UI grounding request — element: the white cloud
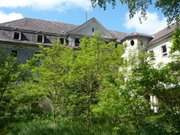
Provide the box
[0,0,92,11]
[0,11,23,23]
[124,12,167,34]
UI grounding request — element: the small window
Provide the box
[150,95,159,113]
[140,40,143,46]
[161,45,167,56]
[92,27,95,33]
[75,38,80,47]
[13,32,21,40]
[130,40,134,46]
[37,35,44,43]
[60,38,64,44]
[11,50,17,57]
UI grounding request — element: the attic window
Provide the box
[13,32,21,40]
[130,40,134,46]
[75,38,80,47]
[60,38,64,44]
[37,35,44,43]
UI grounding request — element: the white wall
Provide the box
[122,38,139,60]
[147,39,172,66]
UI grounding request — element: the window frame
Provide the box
[37,34,45,43]
[75,38,80,47]
[161,45,168,56]
[13,31,22,40]
[59,38,64,45]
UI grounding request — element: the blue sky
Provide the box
[0,0,167,34]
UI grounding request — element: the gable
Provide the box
[68,18,114,39]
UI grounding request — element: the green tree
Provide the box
[91,0,180,23]
[92,30,180,135]
[0,51,22,130]
[6,35,124,135]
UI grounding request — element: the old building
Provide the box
[0,17,178,64]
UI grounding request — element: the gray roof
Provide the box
[149,23,179,45]
[0,18,77,35]
[0,17,128,40]
[110,31,128,41]
[120,32,153,42]
[0,17,177,44]
[68,18,120,39]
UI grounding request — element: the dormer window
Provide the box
[75,38,80,47]
[60,38,64,44]
[13,32,21,40]
[161,45,167,56]
[37,34,44,43]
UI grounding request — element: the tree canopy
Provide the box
[0,31,180,135]
[91,0,180,24]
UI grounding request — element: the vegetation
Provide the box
[91,0,180,24]
[0,30,179,134]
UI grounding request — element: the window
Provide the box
[13,32,21,40]
[11,50,17,57]
[75,38,80,47]
[140,40,143,47]
[92,27,95,33]
[60,38,64,44]
[161,45,167,56]
[130,40,134,46]
[150,95,159,113]
[37,35,44,43]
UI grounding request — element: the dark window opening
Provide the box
[60,38,64,44]
[92,27,95,33]
[37,35,44,43]
[11,50,17,57]
[13,32,21,40]
[75,38,80,47]
[161,45,167,56]
[130,40,134,46]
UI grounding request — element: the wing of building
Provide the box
[0,17,178,64]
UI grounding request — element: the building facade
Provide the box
[0,17,178,64]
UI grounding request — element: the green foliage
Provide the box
[91,0,180,24]
[0,33,180,135]
[171,28,180,52]
[0,50,21,128]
